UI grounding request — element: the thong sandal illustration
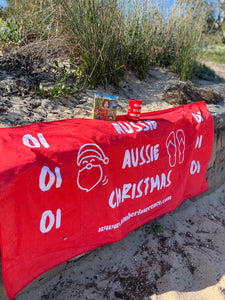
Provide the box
[176,129,185,164]
[166,131,177,167]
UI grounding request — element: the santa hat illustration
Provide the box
[77,143,109,166]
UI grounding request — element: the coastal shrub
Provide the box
[56,0,208,84]
[2,0,210,86]
[0,17,22,45]
[154,0,208,80]
[34,60,83,98]
[200,44,225,64]
[55,0,127,86]
[121,0,158,79]
[4,0,61,44]
[196,63,225,82]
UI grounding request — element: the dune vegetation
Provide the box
[0,0,222,96]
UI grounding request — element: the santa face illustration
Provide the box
[77,144,109,192]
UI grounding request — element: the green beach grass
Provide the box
[0,0,213,89]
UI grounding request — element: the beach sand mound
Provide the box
[163,80,224,105]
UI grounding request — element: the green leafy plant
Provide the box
[0,17,22,45]
[150,223,167,235]
[34,60,84,98]
[35,82,76,98]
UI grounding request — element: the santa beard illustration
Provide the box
[77,143,109,192]
[77,163,103,192]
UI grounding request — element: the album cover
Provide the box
[93,94,118,121]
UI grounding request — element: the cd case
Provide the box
[93,94,118,121]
